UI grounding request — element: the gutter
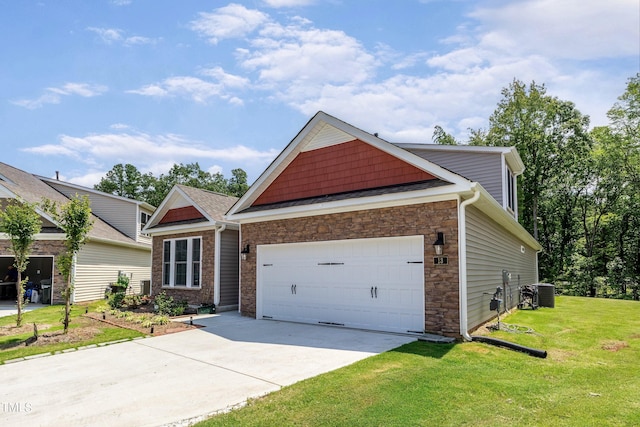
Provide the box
[458,183,481,341]
[214,224,226,307]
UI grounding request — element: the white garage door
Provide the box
[257,236,425,334]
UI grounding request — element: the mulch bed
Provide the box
[0,311,201,351]
[84,311,203,336]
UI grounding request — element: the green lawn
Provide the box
[0,302,143,363]
[197,296,640,426]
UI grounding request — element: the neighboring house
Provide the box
[142,185,239,311]
[0,163,154,304]
[226,112,542,339]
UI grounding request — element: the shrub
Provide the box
[122,294,142,309]
[153,291,187,316]
[151,315,169,325]
[108,291,126,310]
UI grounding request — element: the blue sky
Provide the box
[1,0,638,190]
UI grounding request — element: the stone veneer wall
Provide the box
[0,239,67,304]
[240,200,461,337]
[151,229,216,306]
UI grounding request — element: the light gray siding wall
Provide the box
[466,206,538,331]
[219,229,239,308]
[46,182,140,241]
[74,241,152,302]
[408,149,504,205]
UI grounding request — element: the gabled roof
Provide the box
[38,175,156,211]
[143,184,239,235]
[0,162,146,248]
[226,111,473,220]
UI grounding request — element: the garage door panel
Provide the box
[258,236,424,333]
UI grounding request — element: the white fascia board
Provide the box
[505,147,525,175]
[229,183,469,223]
[143,185,214,232]
[143,185,181,231]
[145,220,239,237]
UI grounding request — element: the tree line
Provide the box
[434,74,640,299]
[94,163,249,207]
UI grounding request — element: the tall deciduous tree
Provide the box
[432,125,458,145]
[227,168,249,197]
[598,74,640,298]
[0,200,41,327]
[470,80,592,281]
[95,162,251,206]
[43,196,93,333]
[94,163,143,199]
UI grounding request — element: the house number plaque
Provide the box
[433,256,448,265]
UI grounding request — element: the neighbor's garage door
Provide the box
[257,236,425,334]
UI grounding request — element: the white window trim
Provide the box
[505,165,517,218]
[162,236,202,288]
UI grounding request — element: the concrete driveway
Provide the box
[0,312,416,427]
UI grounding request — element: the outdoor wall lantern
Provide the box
[433,232,445,255]
[241,244,250,261]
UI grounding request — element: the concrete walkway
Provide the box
[0,301,46,318]
[0,312,416,427]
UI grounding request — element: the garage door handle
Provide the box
[371,287,374,298]
[291,284,297,295]
[375,287,378,298]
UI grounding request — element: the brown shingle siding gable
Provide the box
[159,206,205,224]
[253,140,435,206]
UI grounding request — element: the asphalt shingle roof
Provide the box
[0,162,141,246]
[175,184,238,221]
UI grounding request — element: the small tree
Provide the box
[43,195,93,333]
[0,200,42,326]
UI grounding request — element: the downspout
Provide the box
[214,224,226,307]
[459,183,480,341]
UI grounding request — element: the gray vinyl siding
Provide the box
[46,181,144,242]
[466,206,538,331]
[219,229,239,308]
[74,241,152,302]
[406,149,504,205]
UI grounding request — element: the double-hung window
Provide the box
[162,237,202,288]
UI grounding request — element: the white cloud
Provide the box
[208,165,224,175]
[110,0,132,5]
[470,0,639,60]
[235,17,376,106]
[110,123,130,130]
[51,82,108,97]
[127,68,249,104]
[240,0,637,138]
[190,4,268,45]
[23,130,279,166]
[262,0,315,7]
[87,27,123,44]
[86,27,159,46]
[11,83,108,109]
[23,130,280,186]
